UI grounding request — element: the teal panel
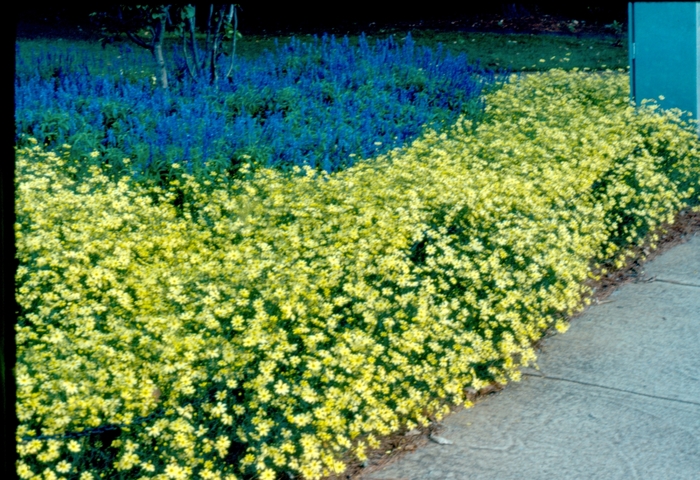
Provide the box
[629,1,699,133]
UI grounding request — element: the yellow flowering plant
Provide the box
[15,69,700,479]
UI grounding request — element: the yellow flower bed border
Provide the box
[15,68,700,480]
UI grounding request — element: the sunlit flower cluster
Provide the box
[16,69,700,479]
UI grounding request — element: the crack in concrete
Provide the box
[653,277,700,288]
[522,372,700,407]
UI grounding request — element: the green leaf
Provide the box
[183,5,195,19]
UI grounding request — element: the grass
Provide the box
[17,25,628,77]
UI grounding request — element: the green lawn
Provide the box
[16,25,629,79]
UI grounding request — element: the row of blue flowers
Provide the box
[15,33,510,183]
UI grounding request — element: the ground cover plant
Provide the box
[15,32,508,190]
[15,65,700,479]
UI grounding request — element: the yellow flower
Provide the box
[274,380,290,396]
[16,462,33,479]
[215,435,231,458]
[55,460,72,473]
[259,469,276,480]
[67,440,81,453]
[164,463,188,480]
[555,320,570,334]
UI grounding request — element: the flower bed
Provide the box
[15,33,506,186]
[15,69,700,480]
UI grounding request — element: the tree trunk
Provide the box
[154,43,168,90]
[187,8,201,76]
[152,7,169,89]
[209,5,227,86]
[225,5,237,81]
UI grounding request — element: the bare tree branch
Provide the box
[91,4,242,89]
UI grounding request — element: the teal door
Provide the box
[629,1,700,134]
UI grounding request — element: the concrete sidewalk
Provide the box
[364,232,700,480]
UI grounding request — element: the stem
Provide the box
[125,30,153,51]
[152,8,169,89]
[182,28,198,81]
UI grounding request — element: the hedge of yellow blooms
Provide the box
[16,69,700,480]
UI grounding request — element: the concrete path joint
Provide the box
[521,372,700,407]
[653,277,700,288]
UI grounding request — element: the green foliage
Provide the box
[605,20,624,37]
[605,20,625,47]
[33,112,72,147]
